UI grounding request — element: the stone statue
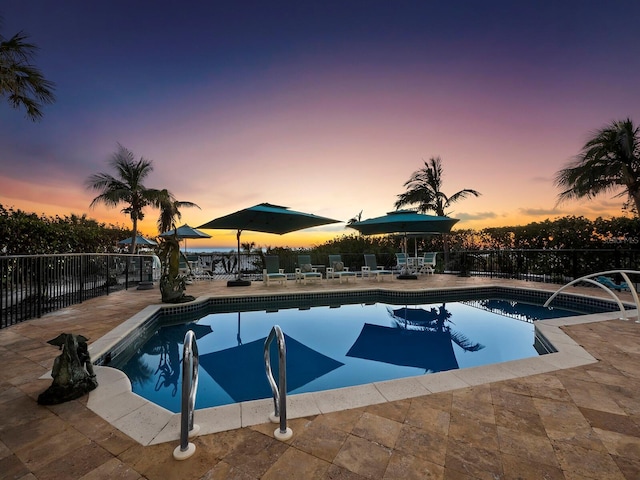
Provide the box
[156,235,195,303]
[37,333,98,405]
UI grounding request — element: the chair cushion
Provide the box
[301,263,312,272]
[333,261,344,272]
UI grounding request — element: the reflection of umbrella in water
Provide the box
[198,203,341,286]
[346,323,460,372]
[348,210,458,279]
[199,333,344,403]
[159,224,211,254]
[347,304,484,373]
[389,305,485,352]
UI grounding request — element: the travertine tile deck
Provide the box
[1,275,639,479]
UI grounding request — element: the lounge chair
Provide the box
[596,276,630,292]
[327,254,357,283]
[263,255,287,286]
[295,255,323,285]
[362,254,393,281]
[419,252,437,275]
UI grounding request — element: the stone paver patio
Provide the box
[1,275,640,479]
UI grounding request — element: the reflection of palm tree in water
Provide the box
[390,303,484,352]
[154,340,180,396]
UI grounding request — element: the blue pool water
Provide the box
[116,298,586,412]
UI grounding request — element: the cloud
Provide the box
[455,212,499,221]
[519,207,561,216]
[530,176,552,184]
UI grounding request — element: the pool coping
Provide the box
[82,288,635,446]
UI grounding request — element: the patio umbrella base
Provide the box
[397,274,418,280]
[227,279,251,287]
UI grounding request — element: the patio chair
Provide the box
[263,255,287,286]
[362,254,393,281]
[419,252,437,275]
[327,254,357,283]
[395,253,408,273]
[596,276,630,292]
[295,255,323,285]
[192,258,213,280]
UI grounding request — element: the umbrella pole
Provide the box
[398,233,418,280]
[227,230,251,287]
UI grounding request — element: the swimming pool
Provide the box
[109,288,614,413]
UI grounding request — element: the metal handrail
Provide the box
[173,330,200,460]
[544,270,640,322]
[264,325,293,441]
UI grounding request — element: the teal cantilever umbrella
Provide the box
[348,210,458,235]
[198,203,341,286]
[348,210,458,279]
[118,235,158,247]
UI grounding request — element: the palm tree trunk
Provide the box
[129,217,138,254]
[442,234,451,271]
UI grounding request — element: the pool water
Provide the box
[117,299,582,413]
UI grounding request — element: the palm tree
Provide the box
[86,144,164,253]
[395,157,481,216]
[155,189,200,234]
[555,118,640,214]
[0,26,55,121]
[395,157,481,267]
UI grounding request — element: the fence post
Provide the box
[36,257,43,318]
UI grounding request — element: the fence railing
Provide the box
[0,253,156,328]
[443,249,640,283]
[3,249,638,329]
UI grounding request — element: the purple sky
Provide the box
[2,1,639,248]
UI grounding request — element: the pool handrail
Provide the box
[173,330,200,460]
[264,325,293,441]
[544,270,640,321]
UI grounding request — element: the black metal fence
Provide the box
[443,249,640,283]
[188,248,640,283]
[0,254,156,328]
[2,249,638,329]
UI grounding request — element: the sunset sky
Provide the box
[2,1,639,249]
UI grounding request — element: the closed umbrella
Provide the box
[198,203,341,286]
[349,210,458,279]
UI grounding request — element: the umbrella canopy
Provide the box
[118,235,158,246]
[159,224,211,240]
[198,203,341,285]
[199,333,344,403]
[348,210,459,235]
[349,210,458,278]
[159,224,211,254]
[346,323,459,372]
[198,203,340,234]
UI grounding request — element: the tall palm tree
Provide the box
[555,118,640,214]
[155,189,200,234]
[395,157,481,267]
[0,26,55,121]
[395,157,481,216]
[86,144,164,253]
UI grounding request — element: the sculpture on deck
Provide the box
[37,333,98,405]
[156,234,195,303]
